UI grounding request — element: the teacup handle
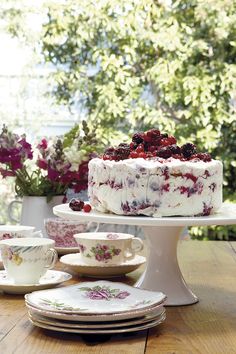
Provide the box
[124,238,144,260]
[131,238,144,252]
[7,200,22,223]
[32,231,43,238]
[87,221,100,232]
[45,248,58,269]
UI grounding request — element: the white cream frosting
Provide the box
[88,157,223,217]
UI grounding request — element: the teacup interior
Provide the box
[74,232,134,241]
[0,237,55,247]
[0,225,35,232]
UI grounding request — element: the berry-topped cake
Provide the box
[88,129,223,217]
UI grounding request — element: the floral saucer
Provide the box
[0,270,72,294]
[59,253,146,277]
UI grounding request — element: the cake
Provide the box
[88,129,223,217]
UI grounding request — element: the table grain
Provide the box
[0,240,236,354]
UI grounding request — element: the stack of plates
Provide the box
[25,280,167,334]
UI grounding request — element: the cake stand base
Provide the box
[136,226,198,306]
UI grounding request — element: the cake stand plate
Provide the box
[53,203,236,306]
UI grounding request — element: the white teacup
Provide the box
[74,232,144,266]
[0,225,42,241]
[0,238,57,284]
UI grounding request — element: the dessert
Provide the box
[88,129,223,217]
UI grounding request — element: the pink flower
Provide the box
[37,158,48,170]
[37,138,48,150]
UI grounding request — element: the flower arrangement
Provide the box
[0,121,99,200]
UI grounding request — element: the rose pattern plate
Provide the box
[25,280,166,315]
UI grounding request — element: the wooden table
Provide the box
[0,240,236,354]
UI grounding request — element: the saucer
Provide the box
[60,253,146,278]
[55,246,80,256]
[0,270,72,294]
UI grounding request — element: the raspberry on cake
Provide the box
[88,129,223,217]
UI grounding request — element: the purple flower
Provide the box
[78,244,86,253]
[116,291,130,299]
[106,233,119,240]
[104,252,112,260]
[87,290,110,300]
[95,254,103,261]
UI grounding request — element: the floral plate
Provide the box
[0,270,72,294]
[25,300,165,322]
[28,312,166,334]
[25,280,166,315]
[60,253,146,277]
[28,306,165,329]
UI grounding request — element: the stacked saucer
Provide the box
[25,280,167,334]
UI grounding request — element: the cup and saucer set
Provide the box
[45,218,147,278]
[0,225,72,294]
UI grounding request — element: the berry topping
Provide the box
[194,153,212,162]
[69,198,84,211]
[181,143,197,158]
[83,203,92,213]
[160,136,177,146]
[101,128,212,162]
[146,129,161,138]
[115,145,130,160]
[157,147,172,159]
[132,132,145,144]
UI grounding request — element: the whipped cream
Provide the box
[88,157,223,217]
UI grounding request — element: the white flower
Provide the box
[64,147,88,171]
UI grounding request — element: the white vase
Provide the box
[8,195,64,237]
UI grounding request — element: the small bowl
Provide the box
[44,218,98,248]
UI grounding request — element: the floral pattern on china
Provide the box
[78,243,121,262]
[25,280,167,314]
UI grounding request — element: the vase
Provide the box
[8,195,64,237]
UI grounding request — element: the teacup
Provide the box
[0,225,42,241]
[73,232,144,266]
[44,218,99,248]
[0,238,57,284]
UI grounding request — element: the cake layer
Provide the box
[88,157,223,217]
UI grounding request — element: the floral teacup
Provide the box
[73,232,144,266]
[44,218,98,248]
[0,238,57,284]
[0,225,42,241]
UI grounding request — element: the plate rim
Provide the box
[28,311,166,334]
[53,202,236,227]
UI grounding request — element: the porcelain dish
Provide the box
[25,280,166,315]
[25,300,165,322]
[0,270,72,294]
[29,311,166,334]
[28,307,165,329]
[60,253,146,277]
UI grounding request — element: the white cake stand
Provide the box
[53,203,236,306]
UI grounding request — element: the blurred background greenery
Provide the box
[0,0,236,239]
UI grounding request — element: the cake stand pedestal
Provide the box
[53,203,236,306]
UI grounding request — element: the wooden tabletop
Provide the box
[0,240,236,354]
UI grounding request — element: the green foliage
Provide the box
[2,0,236,238]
